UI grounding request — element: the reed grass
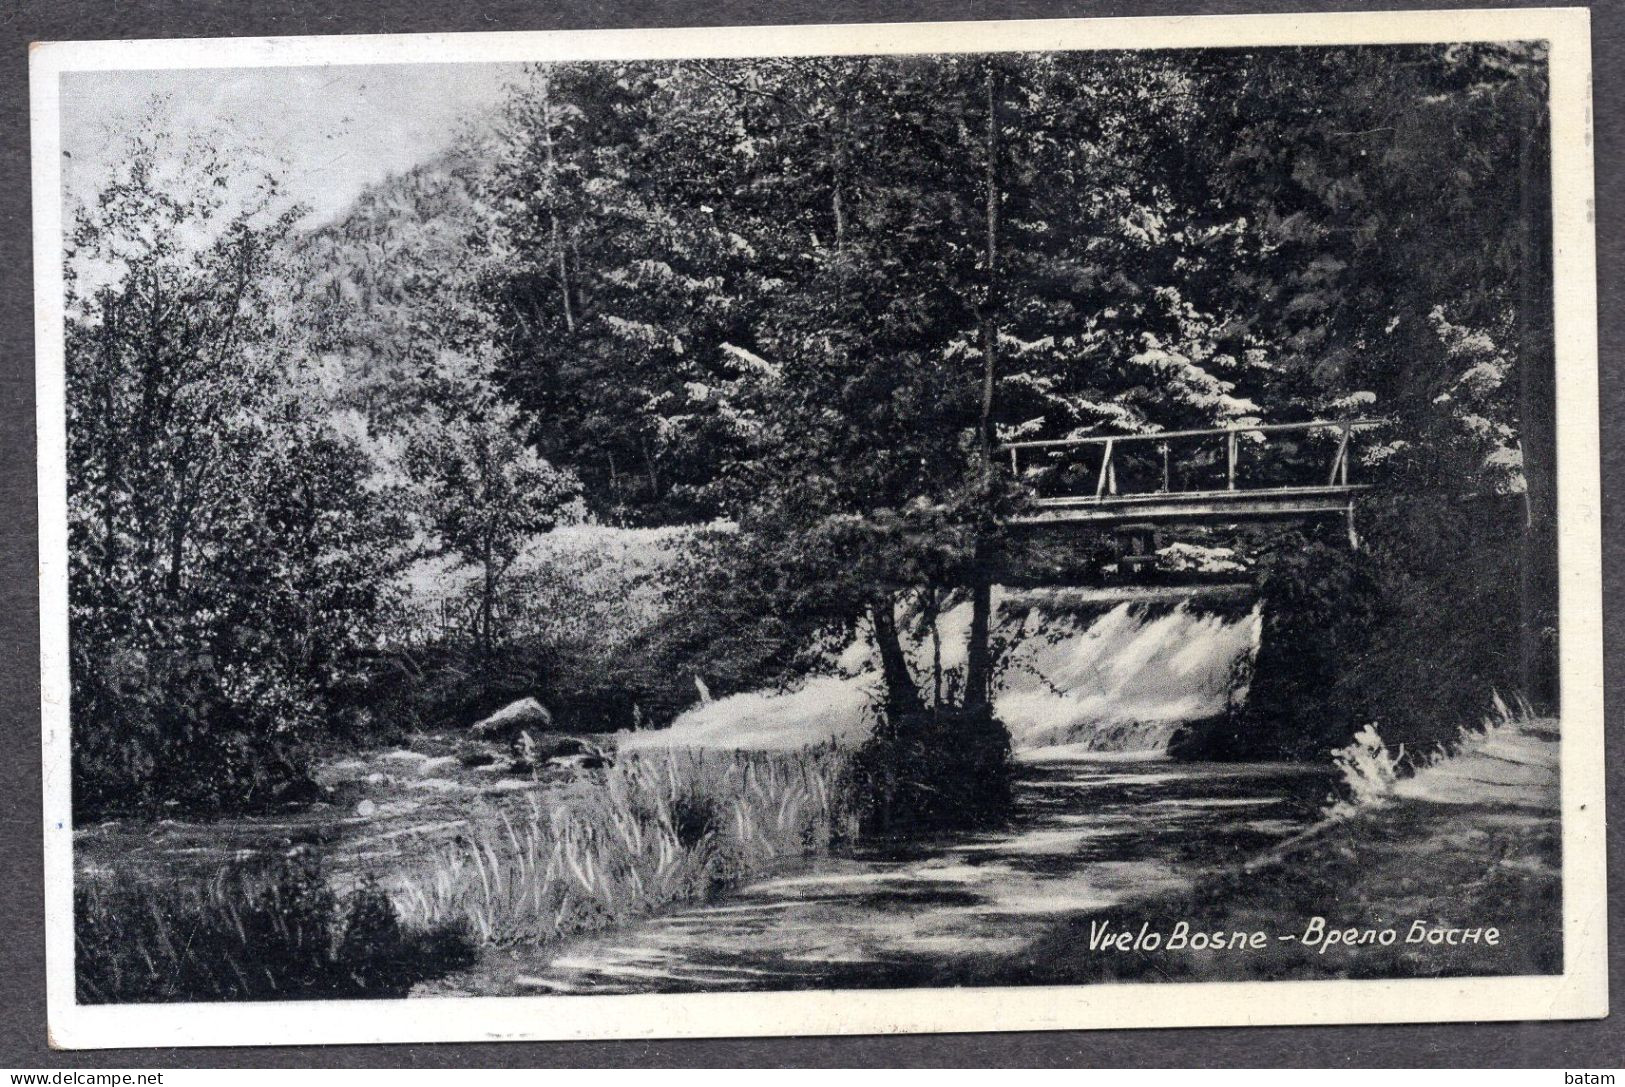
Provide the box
[75,853,472,1003]
[390,744,856,945]
[1325,691,1545,818]
[77,745,856,1001]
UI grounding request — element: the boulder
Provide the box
[471,697,553,739]
[535,735,595,760]
[548,750,612,772]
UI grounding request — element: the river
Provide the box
[420,749,1331,996]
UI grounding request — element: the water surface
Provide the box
[427,751,1331,995]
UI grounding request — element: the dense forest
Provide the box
[64,44,1555,820]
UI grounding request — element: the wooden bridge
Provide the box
[1002,419,1382,547]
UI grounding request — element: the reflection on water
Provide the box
[428,754,1331,996]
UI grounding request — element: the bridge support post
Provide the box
[1347,504,1361,550]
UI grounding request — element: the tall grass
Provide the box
[75,853,472,1003]
[1324,692,1545,818]
[78,745,856,1002]
[391,745,856,945]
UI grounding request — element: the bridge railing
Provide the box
[1003,419,1385,504]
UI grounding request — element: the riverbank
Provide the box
[71,576,1559,1002]
[980,718,1561,985]
[412,718,1560,996]
[72,736,857,1002]
[71,581,1267,1002]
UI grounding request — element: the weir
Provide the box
[620,587,1261,756]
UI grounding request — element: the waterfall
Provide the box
[995,597,1260,754]
[620,586,1260,757]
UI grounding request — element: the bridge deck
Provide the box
[1007,484,1369,528]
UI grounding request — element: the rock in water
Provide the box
[472,697,554,739]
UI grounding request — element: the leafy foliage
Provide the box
[65,129,410,816]
[402,382,579,657]
[64,43,1558,817]
[76,853,472,1003]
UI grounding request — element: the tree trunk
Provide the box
[641,439,660,499]
[965,60,1002,711]
[555,236,574,333]
[928,589,943,710]
[976,65,1001,463]
[1516,85,1558,712]
[99,305,122,593]
[870,596,921,721]
[965,575,992,708]
[480,535,496,659]
[541,73,575,334]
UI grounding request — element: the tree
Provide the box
[720,53,1277,712]
[1162,43,1557,755]
[65,125,408,814]
[281,46,1553,773]
[483,64,763,524]
[402,374,580,658]
[473,52,1288,717]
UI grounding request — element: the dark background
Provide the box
[0,0,1617,1069]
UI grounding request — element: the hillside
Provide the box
[293,147,495,423]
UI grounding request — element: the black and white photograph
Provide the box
[30,9,1604,1048]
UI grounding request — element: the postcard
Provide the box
[31,7,1604,1048]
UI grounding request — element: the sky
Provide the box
[60,62,524,224]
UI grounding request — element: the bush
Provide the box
[842,704,1013,836]
[1192,489,1537,763]
[70,634,325,820]
[1223,528,1383,759]
[75,853,473,1003]
[365,640,547,734]
[383,525,802,737]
